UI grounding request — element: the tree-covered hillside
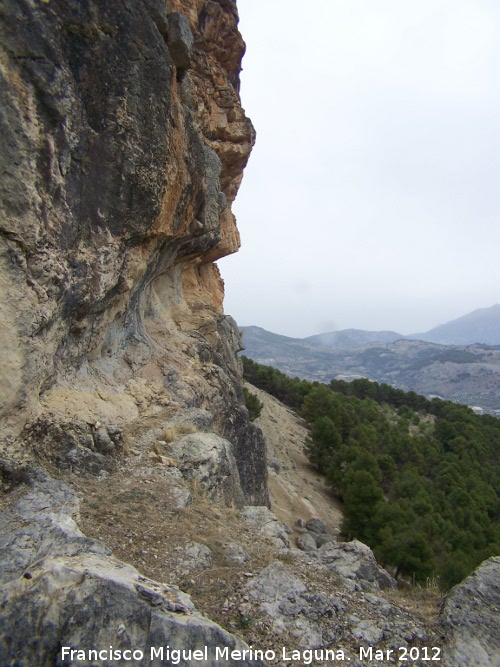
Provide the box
[242,357,500,588]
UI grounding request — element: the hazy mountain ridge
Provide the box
[287,304,500,349]
[240,323,500,412]
[411,304,500,346]
[305,329,403,348]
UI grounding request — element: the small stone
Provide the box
[268,458,281,474]
[297,533,317,552]
[305,518,331,535]
[224,542,250,565]
[314,533,337,548]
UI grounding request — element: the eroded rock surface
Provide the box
[0,469,266,667]
[241,506,290,548]
[439,557,500,667]
[316,540,396,593]
[0,0,266,507]
[170,432,244,506]
[233,552,433,665]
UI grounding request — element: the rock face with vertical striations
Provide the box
[0,0,267,506]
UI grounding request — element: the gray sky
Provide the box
[218,0,500,338]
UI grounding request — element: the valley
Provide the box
[241,327,500,413]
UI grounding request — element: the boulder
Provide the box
[317,540,396,592]
[170,432,244,506]
[268,458,281,474]
[167,12,194,71]
[224,542,250,565]
[439,556,500,667]
[26,418,116,476]
[305,518,332,535]
[246,561,342,649]
[174,541,212,575]
[296,533,318,552]
[314,533,337,548]
[241,506,289,548]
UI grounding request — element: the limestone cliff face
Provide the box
[0,0,265,504]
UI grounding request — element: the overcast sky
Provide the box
[218,0,500,338]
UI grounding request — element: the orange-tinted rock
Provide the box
[0,0,265,505]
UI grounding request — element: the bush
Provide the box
[243,388,264,421]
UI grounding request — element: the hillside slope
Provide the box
[246,382,343,532]
[305,329,403,348]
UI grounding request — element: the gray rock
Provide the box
[170,432,244,506]
[296,533,317,552]
[174,541,212,574]
[0,468,110,585]
[439,556,500,667]
[167,12,194,70]
[218,191,227,213]
[168,408,214,431]
[241,506,289,548]
[305,517,331,534]
[351,619,384,644]
[219,401,270,509]
[161,467,192,509]
[26,418,115,476]
[268,458,281,474]
[246,561,341,649]
[94,427,114,453]
[0,468,266,667]
[317,540,396,592]
[224,542,250,565]
[64,446,112,477]
[314,532,337,548]
[247,561,307,603]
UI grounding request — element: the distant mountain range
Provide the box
[305,329,402,348]
[410,304,500,346]
[239,305,500,412]
[302,304,500,349]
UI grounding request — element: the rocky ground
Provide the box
[1,386,457,666]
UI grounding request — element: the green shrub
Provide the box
[243,387,263,421]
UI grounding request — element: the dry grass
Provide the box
[385,578,444,624]
[163,423,197,442]
[77,469,279,637]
